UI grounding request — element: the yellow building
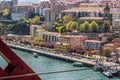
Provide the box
[54,42,71,53]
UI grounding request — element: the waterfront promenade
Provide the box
[7,43,120,70]
[7,43,95,65]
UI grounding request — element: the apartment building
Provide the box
[0,1,12,9]
[112,12,120,37]
[61,6,104,18]
[11,5,34,20]
[83,40,104,50]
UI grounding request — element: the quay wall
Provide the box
[8,44,94,67]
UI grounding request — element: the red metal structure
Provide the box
[0,39,41,80]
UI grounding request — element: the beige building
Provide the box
[112,12,120,28]
[42,32,59,43]
[44,8,55,30]
[35,29,45,38]
[0,1,12,10]
[112,38,120,49]
[11,5,34,20]
[112,12,120,37]
[61,35,88,48]
[116,47,120,55]
[30,25,43,37]
[104,43,114,51]
[12,5,34,13]
[61,6,103,18]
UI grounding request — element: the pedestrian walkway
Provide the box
[7,43,120,71]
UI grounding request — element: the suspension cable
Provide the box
[0,68,93,79]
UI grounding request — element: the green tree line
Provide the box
[54,14,99,34]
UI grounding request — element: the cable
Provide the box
[0,68,92,79]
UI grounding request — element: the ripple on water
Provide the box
[1,48,119,80]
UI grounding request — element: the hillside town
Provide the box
[0,0,120,79]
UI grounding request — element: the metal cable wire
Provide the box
[0,68,93,79]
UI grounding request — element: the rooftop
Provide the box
[56,42,69,46]
[13,4,33,7]
[79,17,103,20]
[116,47,120,50]
[61,7,103,13]
[114,19,120,21]
[62,35,87,38]
[43,32,60,36]
[112,38,120,42]
[80,3,99,7]
[84,40,102,43]
[104,43,114,47]
[31,25,42,28]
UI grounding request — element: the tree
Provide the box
[66,21,72,31]
[83,21,89,33]
[103,48,112,58]
[56,25,64,34]
[31,16,40,24]
[90,21,98,32]
[57,19,63,23]
[11,18,30,35]
[20,17,26,21]
[109,26,112,32]
[79,24,85,32]
[34,37,44,42]
[2,9,11,19]
[66,21,78,32]
[63,14,72,23]
[70,21,78,32]
[107,36,114,42]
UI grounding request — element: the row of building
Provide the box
[6,2,118,34]
[0,0,119,33]
[0,0,18,10]
[29,25,108,51]
[30,24,120,54]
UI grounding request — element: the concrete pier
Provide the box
[7,43,120,71]
[8,43,95,66]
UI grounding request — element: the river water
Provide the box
[0,48,120,80]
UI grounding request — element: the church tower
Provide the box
[103,3,111,32]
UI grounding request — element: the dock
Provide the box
[7,43,120,73]
[7,43,95,66]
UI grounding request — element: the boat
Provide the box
[73,62,84,67]
[106,66,118,76]
[103,70,113,78]
[33,52,38,58]
[0,39,41,80]
[94,62,105,72]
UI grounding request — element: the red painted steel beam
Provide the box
[0,39,41,80]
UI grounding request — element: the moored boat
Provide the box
[73,62,84,67]
[33,52,38,58]
[94,62,105,72]
[103,70,113,78]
